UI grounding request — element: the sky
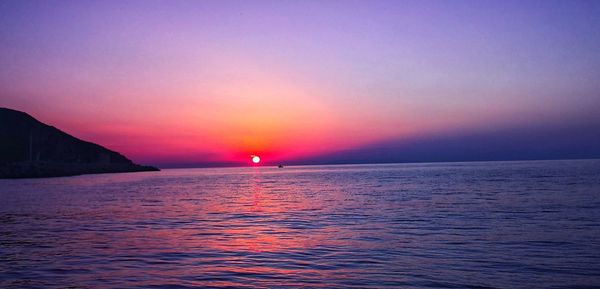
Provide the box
[1,0,599,167]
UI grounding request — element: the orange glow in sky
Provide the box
[1,1,598,167]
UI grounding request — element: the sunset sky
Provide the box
[1,0,599,166]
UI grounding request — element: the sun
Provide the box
[251,155,261,164]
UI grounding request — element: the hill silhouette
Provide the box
[0,107,158,178]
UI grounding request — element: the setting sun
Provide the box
[1,1,598,288]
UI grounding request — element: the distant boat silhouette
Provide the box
[278,164,284,168]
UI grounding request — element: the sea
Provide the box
[1,159,599,289]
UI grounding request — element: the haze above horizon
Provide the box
[1,0,599,166]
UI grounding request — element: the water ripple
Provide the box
[1,160,600,288]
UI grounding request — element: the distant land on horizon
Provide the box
[155,121,600,168]
[0,107,158,178]
[284,123,600,167]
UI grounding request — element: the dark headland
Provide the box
[0,107,159,178]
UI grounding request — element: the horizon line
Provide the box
[150,157,600,170]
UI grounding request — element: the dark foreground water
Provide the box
[1,160,600,288]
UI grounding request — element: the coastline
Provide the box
[0,161,159,179]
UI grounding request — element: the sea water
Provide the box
[1,160,600,288]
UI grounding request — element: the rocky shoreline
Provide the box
[0,161,159,179]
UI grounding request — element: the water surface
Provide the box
[1,160,600,288]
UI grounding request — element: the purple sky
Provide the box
[1,0,599,166]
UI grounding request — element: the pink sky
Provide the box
[1,1,599,166]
